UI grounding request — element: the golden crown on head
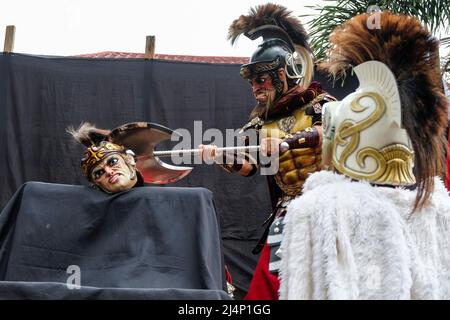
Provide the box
[81,141,125,180]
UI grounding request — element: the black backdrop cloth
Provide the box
[0,53,358,298]
[0,181,229,299]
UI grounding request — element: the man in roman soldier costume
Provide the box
[199,3,334,299]
[279,12,450,299]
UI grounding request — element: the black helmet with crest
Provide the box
[228,3,314,97]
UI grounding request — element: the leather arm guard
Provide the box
[279,127,320,153]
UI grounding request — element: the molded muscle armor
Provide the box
[262,108,321,198]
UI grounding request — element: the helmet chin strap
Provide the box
[267,69,285,101]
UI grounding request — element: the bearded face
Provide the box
[248,73,277,105]
[91,153,137,193]
[247,69,289,120]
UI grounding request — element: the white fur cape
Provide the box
[279,171,450,300]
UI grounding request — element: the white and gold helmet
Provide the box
[322,60,415,186]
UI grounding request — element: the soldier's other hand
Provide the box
[198,144,218,163]
[260,137,283,157]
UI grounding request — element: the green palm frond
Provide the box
[440,37,450,75]
[442,36,450,48]
[443,59,450,83]
[306,0,450,61]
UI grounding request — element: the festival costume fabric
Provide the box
[279,171,450,299]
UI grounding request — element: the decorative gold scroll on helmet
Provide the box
[322,60,415,186]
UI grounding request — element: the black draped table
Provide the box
[0,182,229,299]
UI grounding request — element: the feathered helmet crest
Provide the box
[228,3,313,89]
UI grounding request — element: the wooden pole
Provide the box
[3,25,16,53]
[145,35,155,59]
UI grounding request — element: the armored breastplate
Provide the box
[262,108,322,198]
